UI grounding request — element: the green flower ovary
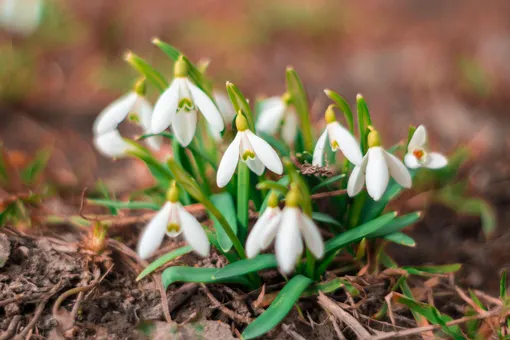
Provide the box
[167,223,181,233]
[242,149,255,161]
[178,97,195,112]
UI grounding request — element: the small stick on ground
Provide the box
[14,281,64,340]
[329,315,347,340]
[0,315,21,340]
[372,307,508,340]
[201,284,253,324]
[282,324,307,340]
[310,189,347,200]
[318,292,372,340]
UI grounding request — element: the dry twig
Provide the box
[318,292,372,340]
[201,284,253,324]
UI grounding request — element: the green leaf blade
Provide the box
[162,266,250,288]
[213,254,277,280]
[242,275,313,339]
[137,246,193,281]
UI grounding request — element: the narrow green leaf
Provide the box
[394,294,464,339]
[127,145,173,187]
[306,277,359,296]
[383,232,416,247]
[137,246,193,281]
[283,158,312,216]
[324,89,354,132]
[125,52,167,92]
[256,180,289,196]
[325,212,397,252]
[368,212,421,238]
[213,254,277,280]
[151,38,212,94]
[312,212,342,228]
[88,198,160,211]
[311,173,346,193]
[20,148,51,185]
[242,275,313,339]
[162,266,250,288]
[501,270,507,300]
[226,82,255,131]
[285,67,313,153]
[209,192,238,252]
[402,264,462,276]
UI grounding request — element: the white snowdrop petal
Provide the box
[178,204,210,257]
[186,79,224,132]
[245,157,265,176]
[328,122,363,165]
[164,203,183,237]
[258,96,283,112]
[347,164,364,197]
[93,92,138,135]
[366,147,389,201]
[259,208,283,249]
[137,202,171,259]
[134,95,154,132]
[93,130,132,158]
[151,79,181,134]
[408,125,427,151]
[384,150,412,188]
[245,207,277,258]
[281,109,299,145]
[246,130,283,174]
[275,207,303,274]
[404,153,421,169]
[145,136,163,151]
[300,213,324,259]
[216,134,241,188]
[172,110,198,147]
[255,100,285,136]
[213,91,236,122]
[426,152,448,169]
[0,0,43,36]
[312,129,328,166]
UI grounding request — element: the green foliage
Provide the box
[136,246,193,281]
[212,254,277,280]
[209,192,238,252]
[242,275,313,339]
[285,68,313,153]
[162,266,251,288]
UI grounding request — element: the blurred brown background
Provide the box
[1,0,510,189]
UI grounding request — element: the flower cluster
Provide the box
[93,51,448,275]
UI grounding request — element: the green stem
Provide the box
[190,139,211,196]
[305,249,316,279]
[206,202,247,259]
[348,193,366,229]
[237,162,250,242]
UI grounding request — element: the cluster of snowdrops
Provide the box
[91,40,448,337]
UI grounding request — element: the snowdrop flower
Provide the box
[404,125,448,169]
[151,55,224,147]
[245,188,324,274]
[313,105,363,166]
[137,182,210,259]
[0,0,43,36]
[93,129,135,159]
[93,81,162,157]
[216,114,283,188]
[347,128,412,201]
[209,91,236,141]
[256,93,299,145]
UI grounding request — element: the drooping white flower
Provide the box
[256,93,299,145]
[208,91,236,141]
[347,128,412,201]
[151,58,224,147]
[137,183,210,259]
[93,129,134,158]
[93,89,162,155]
[245,190,324,274]
[216,114,283,188]
[404,125,448,169]
[0,0,43,36]
[313,105,363,166]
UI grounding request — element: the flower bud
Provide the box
[285,184,300,207]
[281,92,292,106]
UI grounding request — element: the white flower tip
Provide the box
[123,51,134,61]
[356,93,363,100]
[151,36,161,44]
[323,89,332,95]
